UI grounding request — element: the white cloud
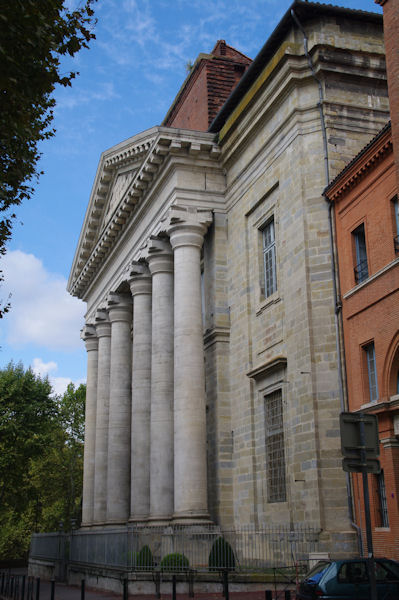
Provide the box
[94,0,281,82]
[1,250,85,351]
[31,357,85,397]
[56,81,119,111]
[32,357,58,377]
[51,376,86,397]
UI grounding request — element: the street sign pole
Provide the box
[359,415,377,600]
[340,411,379,600]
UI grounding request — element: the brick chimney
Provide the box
[376,0,399,190]
[163,41,251,132]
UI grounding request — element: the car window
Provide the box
[306,561,330,580]
[338,562,368,583]
[377,560,399,580]
[375,562,391,581]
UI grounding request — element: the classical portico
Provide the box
[78,204,214,526]
[67,125,226,527]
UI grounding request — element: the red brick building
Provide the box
[325,122,399,558]
[324,0,399,559]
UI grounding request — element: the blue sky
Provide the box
[0,0,382,394]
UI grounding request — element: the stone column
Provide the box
[128,263,152,521]
[93,309,111,524]
[167,207,212,522]
[81,324,98,527]
[146,238,174,522]
[106,292,132,524]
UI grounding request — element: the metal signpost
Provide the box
[340,412,380,600]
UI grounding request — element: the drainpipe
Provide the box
[291,8,363,555]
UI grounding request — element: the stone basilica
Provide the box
[68,0,389,556]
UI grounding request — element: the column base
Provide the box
[128,516,149,525]
[104,519,129,527]
[91,520,108,528]
[172,511,213,526]
[146,515,173,526]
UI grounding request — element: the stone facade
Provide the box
[68,1,389,557]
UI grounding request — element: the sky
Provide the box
[0,0,383,395]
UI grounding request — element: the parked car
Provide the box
[296,557,399,599]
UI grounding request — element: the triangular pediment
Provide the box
[68,127,159,293]
[68,126,221,298]
[101,167,138,232]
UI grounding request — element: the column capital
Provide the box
[95,309,111,338]
[128,261,152,296]
[145,237,174,275]
[107,292,132,323]
[166,206,213,250]
[81,323,98,352]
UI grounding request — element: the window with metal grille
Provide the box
[353,223,368,283]
[374,470,389,528]
[262,218,277,298]
[265,389,286,502]
[364,342,378,402]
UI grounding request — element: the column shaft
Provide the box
[107,293,132,523]
[168,209,212,522]
[129,265,152,521]
[93,313,111,524]
[81,325,98,526]
[147,241,174,521]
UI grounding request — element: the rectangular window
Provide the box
[353,224,368,283]
[374,470,389,528]
[364,342,378,402]
[262,218,277,297]
[265,389,286,502]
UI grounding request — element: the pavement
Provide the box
[1,569,294,600]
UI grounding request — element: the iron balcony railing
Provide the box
[354,259,368,284]
[30,524,320,573]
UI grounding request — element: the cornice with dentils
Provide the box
[68,127,221,299]
[324,122,392,203]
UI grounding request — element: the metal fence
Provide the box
[30,524,320,573]
[0,572,38,600]
[29,532,66,562]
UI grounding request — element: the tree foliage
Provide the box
[0,0,96,315]
[208,536,236,571]
[0,364,85,559]
[0,362,55,509]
